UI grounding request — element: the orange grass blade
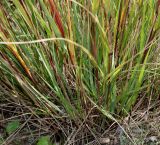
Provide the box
[0,27,33,81]
[48,0,65,37]
[8,44,33,80]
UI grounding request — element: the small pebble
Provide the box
[99,137,110,144]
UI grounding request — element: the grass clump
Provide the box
[0,0,160,144]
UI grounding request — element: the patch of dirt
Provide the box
[0,97,160,145]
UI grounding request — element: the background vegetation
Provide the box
[0,0,160,144]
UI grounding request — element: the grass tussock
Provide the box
[0,0,160,144]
